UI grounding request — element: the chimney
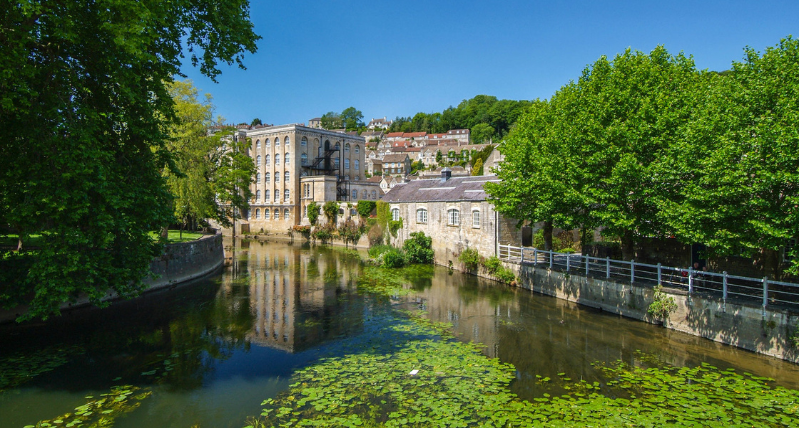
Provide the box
[441,167,452,182]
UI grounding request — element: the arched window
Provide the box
[284,208,290,219]
[265,189,270,200]
[345,158,350,169]
[335,142,340,151]
[447,209,460,226]
[351,189,357,200]
[255,208,261,219]
[391,208,400,221]
[301,137,307,147]
[362,190,367,199]
[371,190,377,199]
[275,153,280,164]
[264,209,270,220]
[334,157,340,168]
[274,209,280,220]
[354,159,359,171]
[256,139,261,149]
[256,155,261,166]
[344,143,350,154]
[284,171,290,182]
[275,137,280,147]
[266,138,271,147]
[265,154,270,165]
[265,172,270,183]
[355,176,360,181]
[301,153,308,165]
[256,190,261,201]
[303,205,307,217]
[275,173,279,183]
[284,189,290,200]
[284,136,290,146]
[355,145,360,154]
[285,152,290,165]
[274,188,279,200]
[472,210,480,228]
[416,208,428,224]
[255,172,260,182]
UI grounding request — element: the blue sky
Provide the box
[180,0,799,126]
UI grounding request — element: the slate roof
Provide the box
[382,176,500,203]
[383,153,410,163]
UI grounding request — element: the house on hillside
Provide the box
[382,153,411,176]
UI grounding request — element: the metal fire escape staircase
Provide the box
[302,146,349,201]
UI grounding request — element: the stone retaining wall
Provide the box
[502,262,799,364]
[0,233,224,323]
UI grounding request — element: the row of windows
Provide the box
[391,208,481,228]
[255,189,290,201]
[253,208,291,220]
[255,154,291,166]
[302,184,378,200]
[255,172,292,183]
[255,137,361,154]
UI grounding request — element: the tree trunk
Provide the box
[542,221,553,251]
[160,226,168,240]
[17,236,23,252]
[760,247,780,280]
[620,230,635,261]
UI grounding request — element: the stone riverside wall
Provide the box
[497,262,799,364]
[0,233,224,323]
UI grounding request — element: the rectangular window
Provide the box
[447,209,460,226]
[416,209,427,224]
[472,210,480,228]
[391,208,400,221]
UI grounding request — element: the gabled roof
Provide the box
[447,129,470,135]
[383,176,500,203]
[366,175,383,183]
[383,153,410,163]
[403,132,427,138]
[386,132,404,138]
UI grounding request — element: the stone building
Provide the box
[382,153,411,175]
[241,124,380,233]
[307,117,322,129]
[367,117,392,130]
[383,169,523,264]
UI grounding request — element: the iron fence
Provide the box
[498,244,799,312]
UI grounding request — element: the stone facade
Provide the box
[243,124,379,233]
[383,173,523,266]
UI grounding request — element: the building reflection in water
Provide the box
[235,240,366,353]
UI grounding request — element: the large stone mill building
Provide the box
[238,124,381,233]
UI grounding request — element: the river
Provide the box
[1,239,798,427]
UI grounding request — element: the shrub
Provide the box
[382,248,407,268]
[307,202,320,225]
[368,244,394,259]
[312,225,334,243]
[323,201,338,225]
[388,217,403,238]
[367,223,384,246]
[459,248,481,271]
[338,219,365,245]
[495,267,516,284]
[357,200,376,217]
[647,285,678,324]
[483,256,503,275]
[403,232,434,264]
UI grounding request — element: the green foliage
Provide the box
[307,202,321,225]
[388,217,403,238]
[341,107,365,131]
[647,285,678,322]
[367,245,395,259]
[356,200,376,217]
[323,201,339,225]
[402,232,434,264]
[320,111,342,130]
[471,158,484,176]
[338,219,365,245]
[387,95,532,140]
[459,248,481,271]
[410,160,425,175]
[33,385,152,428]
[382,248,408,268]
[0,0,259,320]
[482,256,516,284]
[312,225,334,244]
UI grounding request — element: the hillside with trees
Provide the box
[388,95,533,143]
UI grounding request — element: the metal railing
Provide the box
[498,244,799,312]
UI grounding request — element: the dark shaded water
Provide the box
[2,239,799,427]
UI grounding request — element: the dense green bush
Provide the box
[403,232,434,264]
[458,248,481,271]
[382,248,408,268]
[323,201,338,225]
[368,245,394,259]
[357,200,376,217]
[483,256,503,275]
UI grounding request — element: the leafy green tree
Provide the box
[564,47,699,259]
[403,232,434,264]
[0,0,259,320]
[341,107,364,131]
[471,123,495,143]
[307,202,321,225]
[320,112,343,129]
[410,160,425,175]
[658,37,799,275]
[323,201,339,225]
[250,118,262,127]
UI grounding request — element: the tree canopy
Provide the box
[487,37,799,276]
[388,95,532,141]
[0,1,260,320]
